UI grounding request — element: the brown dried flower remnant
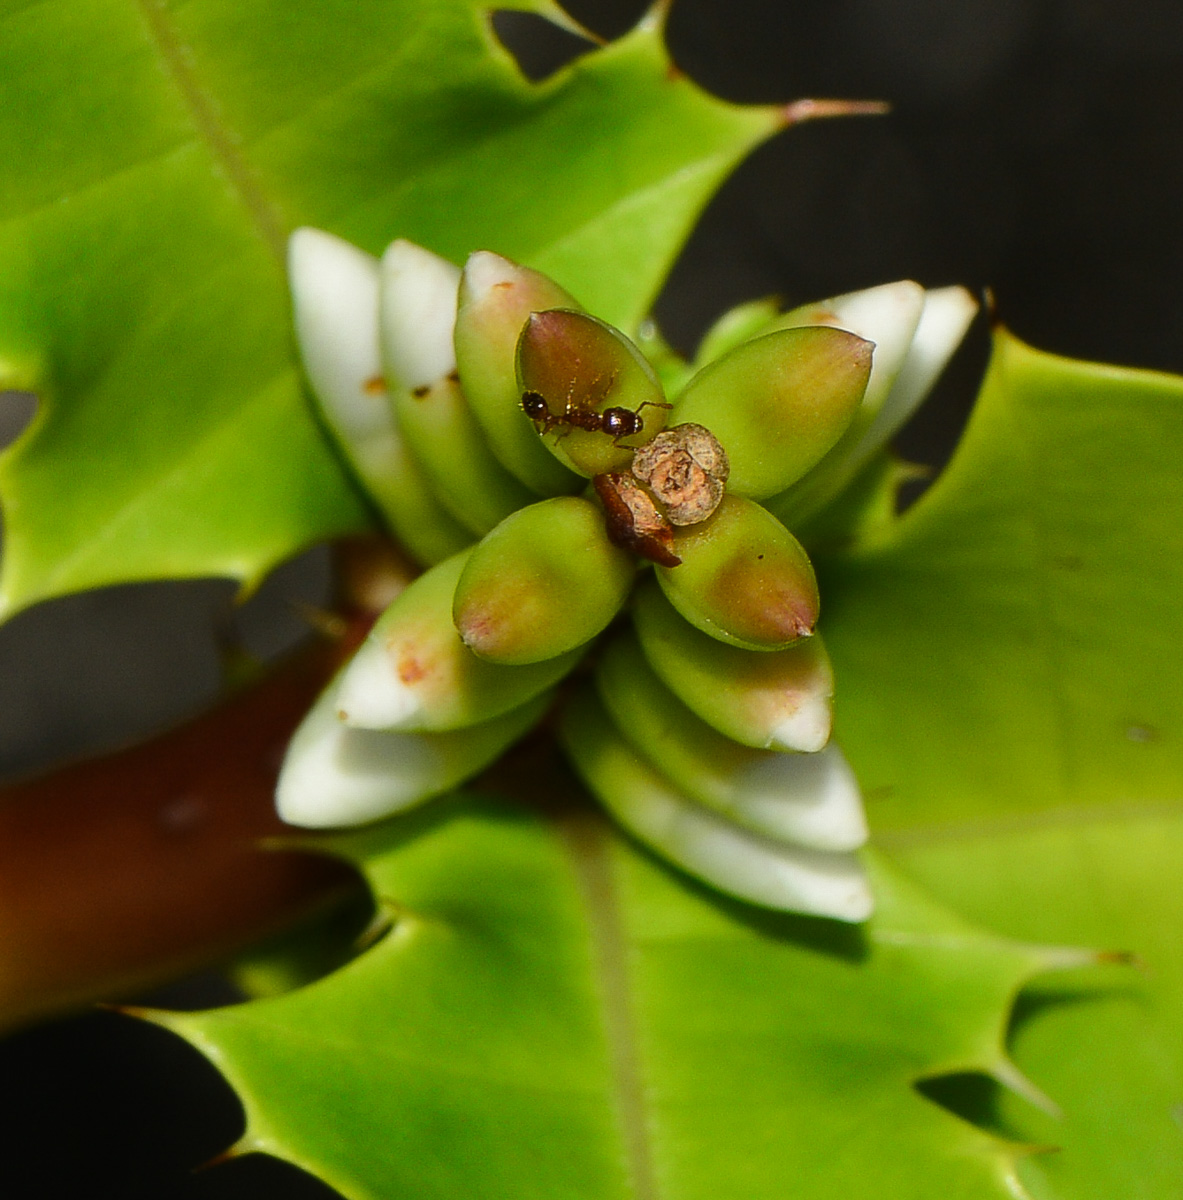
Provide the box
[593,471,681,567]
[631,422,730,525]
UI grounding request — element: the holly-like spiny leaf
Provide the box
[164,796,1075,1200]
[887,811,1183,1200]
[0,0,779,618]
[821,331,1183,1196]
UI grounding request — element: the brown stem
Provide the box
[0,620,371,1032]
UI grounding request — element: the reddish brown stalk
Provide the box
[0,614,374,1032]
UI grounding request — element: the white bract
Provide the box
[581,702,873,921]
[379,240,462,391]
[692,743,867,852]
[869,284,979,456]
[278,672,552,828]
[288,229,394,490]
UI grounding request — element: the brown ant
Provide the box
[520,374,671,445]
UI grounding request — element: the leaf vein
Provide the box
[132,0,286,258]
[559,811,659,1200]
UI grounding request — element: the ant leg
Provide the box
[585,369,620,410]
[635,399,673,416]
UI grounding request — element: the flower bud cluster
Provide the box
[278,228,977,922]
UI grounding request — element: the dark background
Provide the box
[3,0,1183,1194]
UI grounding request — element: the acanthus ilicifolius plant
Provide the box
[279,227,977,923]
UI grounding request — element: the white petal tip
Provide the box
[768,697,833,753]
[335,642,423,731]
[276,689,440,828]
[379,240,461,390]
[461,250,518,296]
[735,744,869,851]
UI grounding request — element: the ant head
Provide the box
[602,407,642,439]
[521,390,550,421]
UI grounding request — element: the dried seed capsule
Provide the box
[671,326,871,499]
[630,422,729,525]
[516,309,669,477]
[335,549,584,732]
[287,229,470,565]
[381,242,535,535]
[559,685,873,921]
[453,252,583,496]
[632,579,833,752]
[657,494,819,651]
[276,676,552,829]
[592,471,680,567]
[595,631,866,851]
[453,496,636,664]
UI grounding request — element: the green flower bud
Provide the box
[775,280,926,415]
[381,242,535,535]
[596,632,867,851]
[286,229,470,565]
[766,283,978,527]
[516,309,669,477]
[277,676,552,829]
[336,549,584,732]
[559,685,873,921]
[453,496,636,664]
[656,494,819,651]
[692,296,781,368]
[632,579,833,752]
[670,326,871,499]
[453,252,583,496]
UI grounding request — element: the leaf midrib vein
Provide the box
[559,811,658,1200]
[133,0,285,259]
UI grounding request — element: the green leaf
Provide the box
[165,797,1066,1200]
[821,330,1183,1196]
[883,814,1183,1200]
[824,329,1183,832]
[0,0,777,617]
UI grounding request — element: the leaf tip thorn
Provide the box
[778,98,890,130]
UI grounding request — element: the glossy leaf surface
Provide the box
[171,798,1061,1200]
[0,0,778,616]
[822,330,1183,1197]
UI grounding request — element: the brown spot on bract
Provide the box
[411,384,430,399]
[397,653,429,685]
[363,375,387,395]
